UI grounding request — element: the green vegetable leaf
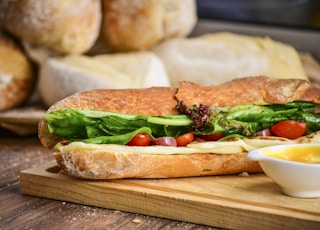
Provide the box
[78,127,153,145]
[45,109,193,144]
[45,101,320,145]
[190,102,320,137]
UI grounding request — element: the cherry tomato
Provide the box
[127,134,150,146]
[271,120,307,139]
[197,132,224,141]
[151,137,177,146]
[176,132,195,147]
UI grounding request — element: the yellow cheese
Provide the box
[55,132,320,156]
[55,138,287,155]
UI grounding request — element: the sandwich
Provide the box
[38,76,320,179]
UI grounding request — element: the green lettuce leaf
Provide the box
[193,102,320,136]
[45,109,193,144]
[45,101,320,145]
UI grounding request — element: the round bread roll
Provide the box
[153,32,309,87]
[101,0,197,52]
[0,0,102,54]
[0,32,35,111]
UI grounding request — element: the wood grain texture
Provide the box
[20,160,320,230]
[0,136,219,230]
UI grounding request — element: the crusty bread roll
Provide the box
[0,0,101,54]
[38,76,320,179]
[153,32,308,86]
[38,52,170,107]
[101,0,197,52]
[0,32,35,111]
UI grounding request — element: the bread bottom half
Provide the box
[53,150,262,179]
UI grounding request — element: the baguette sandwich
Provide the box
[38,76,320,179]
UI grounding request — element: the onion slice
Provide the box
[151,137,177,146]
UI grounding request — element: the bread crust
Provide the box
[46,86,178,115]
[176,76,320,106]
[54,149,261,179]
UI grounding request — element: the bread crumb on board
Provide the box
[132,218,142,224]
[238,172,250,177]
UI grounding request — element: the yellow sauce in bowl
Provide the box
[262,145,320,164]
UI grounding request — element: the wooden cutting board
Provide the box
[20,161,320,230]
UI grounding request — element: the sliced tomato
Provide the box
[151,137,177,146]
[176,132,195,147]
[127,134,150,146]
[271,120,307,139]
[197,132,224,141]
[60,140,70,146]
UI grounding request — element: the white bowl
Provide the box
[247,144,320,198]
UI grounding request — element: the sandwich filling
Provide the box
[45,101,320,154]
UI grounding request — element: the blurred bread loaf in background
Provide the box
[100,0,197,52]
[0,0,319,136]
[153,32,308,87]
[0,0,102,54]
[39,52,170,107]
[0,0,318,112]
[0,32,35,111]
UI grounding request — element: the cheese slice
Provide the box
[55,132,320,155]
[55,140,248,155]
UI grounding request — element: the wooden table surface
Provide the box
[0,130,219,230]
